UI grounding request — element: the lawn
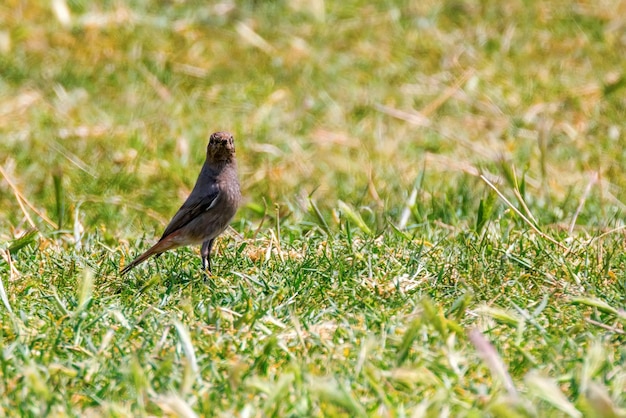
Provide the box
[0,0,625,416]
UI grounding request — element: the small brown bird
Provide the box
[121,131,241,275]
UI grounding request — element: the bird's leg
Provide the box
[201,238,215,273]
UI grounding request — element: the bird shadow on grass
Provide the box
[137,261,220,293]
[102,253,221,297]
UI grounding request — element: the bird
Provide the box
[121,131,241,275]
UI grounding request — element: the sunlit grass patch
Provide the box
[1,0,625,416]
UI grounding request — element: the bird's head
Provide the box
[206,131,236,162]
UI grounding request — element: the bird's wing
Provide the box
[159,183,220,240]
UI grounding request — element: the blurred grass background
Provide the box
[1,0,626,416]
[2,0,625,236]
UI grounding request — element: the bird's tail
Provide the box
[120,239,176,275]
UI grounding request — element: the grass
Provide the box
[1,0,625,416]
